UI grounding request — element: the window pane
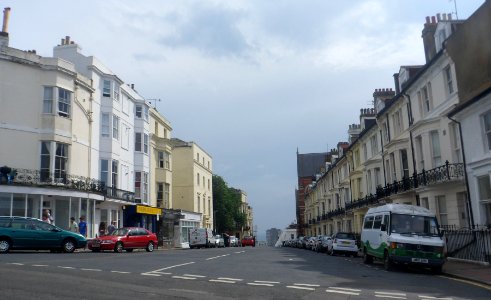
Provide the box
[103,80,111,97]
[135,133,142,151]
[43,87,53,113]
[0,193,11,216]
[478,175,491,200]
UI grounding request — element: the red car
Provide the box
[89,227,158,253]
[241,236,255,247]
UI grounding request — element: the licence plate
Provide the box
[411,258,428,263]
[342,241,350,245]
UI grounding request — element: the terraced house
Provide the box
[303,4,491,240]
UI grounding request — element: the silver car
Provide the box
[214,235,225,248]
[328,232,358,257]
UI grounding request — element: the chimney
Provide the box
[131,84,134,89]
[65,36,70,44]
[2,7,10,33]
[393,73,400,94]
[422,15,438,63]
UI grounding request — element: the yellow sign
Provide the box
[136,205,162,215]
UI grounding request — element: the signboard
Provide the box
[136,205,162,215]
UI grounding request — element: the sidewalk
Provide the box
[443,258,491,287]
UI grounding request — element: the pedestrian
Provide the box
[42,209,53,224]
[98,221,106,237]
[107,221,116,235]
[79,216,87,237]
[69,217,78,233]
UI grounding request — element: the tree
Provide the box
[212,175,246,234]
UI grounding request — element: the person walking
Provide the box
[107,221,116,235]
[69,217,78,233]
[79,216,87,238]
[42,209,53,224]
[98,221,106,237]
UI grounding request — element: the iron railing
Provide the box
[104,187,135,203]
[445,227,491,263]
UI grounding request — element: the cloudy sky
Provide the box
[3,0,484,238]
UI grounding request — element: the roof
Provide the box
[366,204,434,217]
[296,152,329,178]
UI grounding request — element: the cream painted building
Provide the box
[238,190,254,237]
[170,138,214,229]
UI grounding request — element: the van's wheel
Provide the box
[0,238,11,253]
[363,249,373,264]
[384,251,394,271]
[146,242,154,252]
[114,242,124,253]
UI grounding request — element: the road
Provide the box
[0,246,490,299]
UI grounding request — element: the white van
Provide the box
[189,228,216,249]
[361,204,445,272]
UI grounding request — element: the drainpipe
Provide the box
[447,115,475,229]
[380,129,387,186]
[403,93,418,197]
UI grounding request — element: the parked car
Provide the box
[214,235,225,247]
[241,236,255,247]
[189,228,216,249]
[328,232,359,257]
[88,227,157,253]
[0,216,87,253]
[229,236,238,247]
[316,236,333,253]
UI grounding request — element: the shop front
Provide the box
[122,204,161,233]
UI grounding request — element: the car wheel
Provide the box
[384,251,394,271]
[126,249,134,252]
[363,250,373,264]
[114,242,124,253]
[62,239,76,253]
[0,238,11,253]
[146,242,154,252]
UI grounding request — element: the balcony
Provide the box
[104,187,135,203]
[0,167,105,194]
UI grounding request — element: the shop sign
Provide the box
[136,205,162,215]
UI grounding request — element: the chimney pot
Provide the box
[448,13,452,20]
[437,13,441,21]
[425,16,430,24]
[61,38,65,45]
[442,14,447,21]
[2,7,11,33]
[131,84,134,89]
[431,16,436,23]
[65,36,70,44]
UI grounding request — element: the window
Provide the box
[103,80,111,97]
[374,168,381,188]
[40,142,51,181]
[113,83,120,101]
[478,175,491,201]
[142,172,148,202]
[58,88,71,118]
[444,65,454,95]
[43,87,53,113]
[416,135,424,170]
[135,172,142,199]
[450,123,462,163]
[370,134,378,156]
[197,173,200,185]
[111,160,118,188]
[101,113,110,137]
[484,111,491,151]
[363,216,374,229]
[436,195,448,226]
[390,153,396,182]
[362,144,367,162]
[135,133,142,152]
[112,115,119,140]
[40,142,68,181]
[373,215,382,229]
[143,134,148,154]
[421,84,432,115]
[157,183,166,208]
[400,149,409,178]
[164,183,170,208]
[421,197,429,209]
[367,170,372,194]
[54,143,68,179]
[208,179,210,190]
[135,105,142,118]
[158,151,170,169]
[197,153,200,161]
[144,106,149,121]
[100,160,109,186]
[197,195,201,212]
[430,131,442,168]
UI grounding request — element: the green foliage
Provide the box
[212,175,246,233]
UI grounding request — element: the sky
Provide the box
[2,0,485,239]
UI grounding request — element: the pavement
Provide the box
[443,258,491,287]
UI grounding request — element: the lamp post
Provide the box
[213,210,217,233]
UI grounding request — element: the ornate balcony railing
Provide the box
[0,168,105,194]
[104,187,135,203]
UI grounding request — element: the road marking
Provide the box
[172,276,196,280]
[111,271,131,274]
[206,256,221,260]
[325,287,361,296]
[8,263,24,266]
[375,295,407,299]
[32,264,48,267]
[209,279,236,284]
[217,277,243,281]
[151,262,195,271]
[183,274,206,278]
[141,273,162,276]
[81,268,102,272]
[57,266,75,269]
[254,280,280,284]
[287,285,315,291]
[294,283,320,287]
[376,292,406,296]
[248,283,274,287]
[418,296,453,300]
[329,287,361,292]
[440,275,491,291]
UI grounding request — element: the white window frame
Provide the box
[135,132,142,152]
[112,115,119,140]
[436,195,448,226]
[101,113,110,137]
[430,130,442,168]
[444,65,454,95]
[143,134,149,154]
[113,83,120,101]
[103,80,111,97]
[100,159,109,186]
[43,86,54,114]
[450,123,462,163]
[483,111,491,151]
[135,105,142,118]
[57,88,71,118]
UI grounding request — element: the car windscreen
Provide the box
[336,233,355,240]
[390,214,439,236]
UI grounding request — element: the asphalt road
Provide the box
[0,246,490,300]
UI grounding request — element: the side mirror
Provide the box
[380,224,387,232]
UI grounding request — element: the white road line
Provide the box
[247,283,274,287]
[375,295,407,299]
[325,289,360,296]
[328,287,362,292]
[172,276,196,280]
[81,268,102,272]
[209,279,236,284]
[151,262,195,271]
[141,273,162,276]
[153,272,172,275]
[32,264,48,267]
[111,271,131,274]
[206,256,221,260]
[287,285,316,291]
[183,274,206,278]
[418,296,453,300]
[376,292,407,296]
[57,266,75,269]
[254,281,280,284]
[8,263,24,266]
[217,277,243,281]
[294,283,320,287]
